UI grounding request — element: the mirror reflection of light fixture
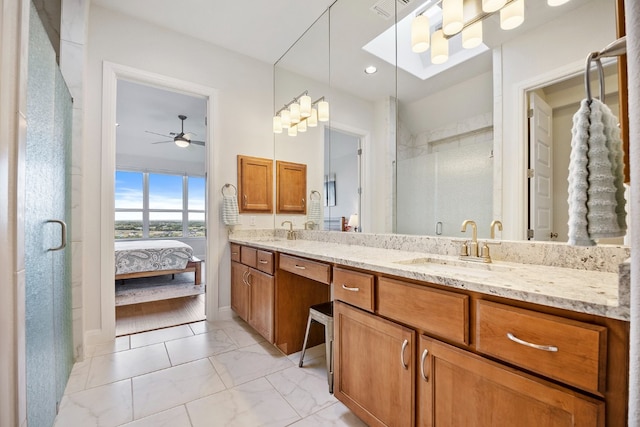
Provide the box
[348,213,359,232]
[411,14,430,53]
[482,0,507,13]
[500,0,524,30]
[431,29,449,64]
[273,90,328,135]
[442,0,463,36]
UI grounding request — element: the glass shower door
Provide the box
[24,4,73,427]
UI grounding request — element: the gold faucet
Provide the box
[281,220,296,240]
[480,220,504,263]
[304,220,315,230]
[490,220,503,239]
[460,220,478,258]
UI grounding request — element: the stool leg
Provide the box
[298,314,314,368]
[326,321,334,394]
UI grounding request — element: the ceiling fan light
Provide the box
[500,0,524,30]
[299,95,312,117]
[431,29,449,64]
[280,109,291,128]
[174,136,190,148]
[411,14,430,53]
[442,0,464,36]
[307,108,318,127]
[289,102,301,124]
[273,115,283,133]
[318,101,329,122]
[462,21,483,49]
[482,0,507,13]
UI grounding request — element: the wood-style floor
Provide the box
[115,294,205,336]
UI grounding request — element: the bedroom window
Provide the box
[115,170,205,239]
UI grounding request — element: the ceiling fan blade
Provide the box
[191,140,206,146]
[151,140,173,144]
[145,130,172,138]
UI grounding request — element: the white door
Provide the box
[528,92,554,241]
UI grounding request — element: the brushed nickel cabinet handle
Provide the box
[231,251,238,255]
[242,270,249,285]
[400,339,409,370]
[246,271,252,286]
[294,265,306,270]
[47,219,67,251]
[243,194,247,207]
[258,260,268,264]
[506,332,558,352]
[341,284,360,292]
[420,349,429,381]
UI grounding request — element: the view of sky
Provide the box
[115,171,205,220]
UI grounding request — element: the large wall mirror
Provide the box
[274,0,625,242]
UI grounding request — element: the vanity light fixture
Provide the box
[411,0,567,64]
[273,90,329,135]
[364,65,378,74]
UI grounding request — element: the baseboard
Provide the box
[216,306,234,320]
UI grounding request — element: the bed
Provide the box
[114,240,202,286]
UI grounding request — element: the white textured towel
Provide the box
[307,198,322,227]
[222,194,240,226]
[567,98,626,246]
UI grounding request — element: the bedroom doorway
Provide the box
[113,79,209,336]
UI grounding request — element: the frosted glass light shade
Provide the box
[348,214,359,229]
[411,14,430,53]
[308,108,318,127]
[500,0,524,30]
[431,30,448,64]
[174,137,190,148]
[482,0,506,12]
[547,0,569,5]
[288,125,297,136]
[273,116,282,133]
[462,21,483,49]
[280,109,291,128]
[318,101,329,122]
[289,102,300,124]
[297,119,307,132]
[442,0,463,35]
[299,95,311,117]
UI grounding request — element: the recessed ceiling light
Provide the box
[364,66,378,74]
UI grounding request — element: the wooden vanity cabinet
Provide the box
[230,245,275,342]
[237,155,273,213]
[276,160,307,214]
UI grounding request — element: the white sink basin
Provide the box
[394,256,517,272]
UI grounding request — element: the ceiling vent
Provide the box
[371,0,413,20]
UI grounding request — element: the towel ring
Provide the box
[310,190,322,201]
[221,183,237,196]
[584,52,605,104]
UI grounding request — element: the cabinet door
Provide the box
[417,336,604,427]
[231,261,250,321]
[276,160,307,213]
[334,301,415,427]
[248,268,274,342]
[237,155,273,213]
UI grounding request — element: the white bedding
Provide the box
[115,240,194,275]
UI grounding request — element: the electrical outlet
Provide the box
[250,216,256,226]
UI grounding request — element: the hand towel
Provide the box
[222,194,240,226]
[567,98,626,245]
[307,198,322,228]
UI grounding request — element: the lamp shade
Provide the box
[442,0,463,35]
[280,109,291,128]
[289,102,301,124]
[308,108,318,127]
[297,119,307,132]
[482,0,506,12]
[318,101,329,122]
[500,0,524,30]
[348,214,359,229]
[299,95,311,117]
[273,115,283,133]
[174,136,190,148]
[411,14,430,53]
[462,20,483,49]
[431,29,448,64]
[288,125,297,136]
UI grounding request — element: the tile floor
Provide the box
[54,316,367,427]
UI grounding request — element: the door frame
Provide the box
[99,62,220,341]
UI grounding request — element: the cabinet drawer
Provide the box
[333,267,374,312]
[377,277,469,345]
[256,250,274,275]
[230,243,241,262]
[475,300,607,393]
[240,246,257,268]
[279,254,330,285]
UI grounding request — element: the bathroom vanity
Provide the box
[229,232,629,426]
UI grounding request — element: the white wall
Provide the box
[85,5,274,337]
[500,0,616,239]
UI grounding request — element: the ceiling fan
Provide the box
[145,114,205,148]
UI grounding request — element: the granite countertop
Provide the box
[229,236,629,321]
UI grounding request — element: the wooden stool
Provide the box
[298,301,334,393]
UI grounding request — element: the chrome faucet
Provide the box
[304,220,315,230]
[281,220,296,240]
[460,220,478,258]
